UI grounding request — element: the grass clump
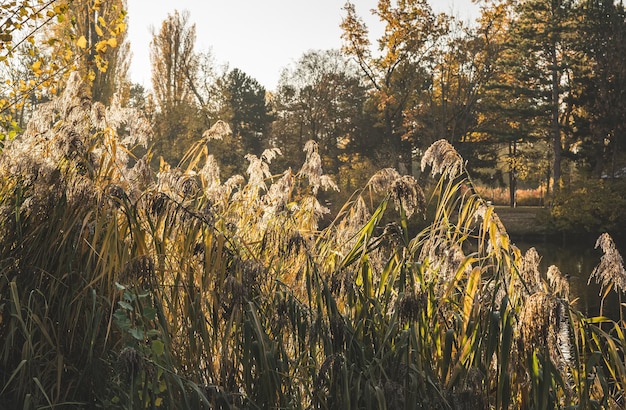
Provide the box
[1,74,626,409]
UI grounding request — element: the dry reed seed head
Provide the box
[300,196,330,230]
[200,154,221,189]
[66,175,97,208]
[178,173,199,197]
[103,183,128,208]
[474,204,510,254]
[420,139,464,178]
[105,93,152,148]
[55,127,86,160]
[117,346,143,381]
[90,101,107,129]
[125,255,155,280]
[588,233,626,294]
[391,175,426,218]
[367,167,402,193]
[156,168,199,199]
[329,315,345,348]
[315,354,342,391]
[149,192,170,217]
[520,247,543,294]
[518,292,565,361]
[547,265,569,300]
[333,196,371,250]
[265,169,294,211]
[397,291,428,323]
[223,275,244,309]
[382,222,404,247]
[300,140,324,193]
[127,156,154,191]
[245,153,272,193]
[330,270,355,295]
[240,259,264,290]
[203,120,232,141]
[286,232,308,256]
[441,243,471,282]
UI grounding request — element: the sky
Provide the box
[126,0,480,91]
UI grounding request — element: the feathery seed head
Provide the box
[118,347,143,381]
[547,265,569,300]
[367,168,401,193]
[203,120,231,141]
[397,291,428,324]
[391,175,426,218]
[520,247,542,294]
[421,139,464,178]
[588,233,626,294]
[518,292,558,354]
[300,140,324,193]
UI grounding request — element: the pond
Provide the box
[511,235,624,320]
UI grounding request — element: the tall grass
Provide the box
[2,74,626,408]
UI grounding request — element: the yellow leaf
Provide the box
[95,41,107,53]
[115,22,126,35]
[31,60,41,75]
[76,35,87,49]
[95,24,103,37]
[107,37,117,48]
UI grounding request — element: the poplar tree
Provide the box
[149,10,202,164]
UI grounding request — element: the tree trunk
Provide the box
[509,141,517,208]
[551,45,561,192]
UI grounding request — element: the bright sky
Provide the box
[127,0,480,91]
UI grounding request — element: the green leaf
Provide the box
[143,306,156,321]
[151,340,164,356]
[117,300,133,311]
[128,327,144,340]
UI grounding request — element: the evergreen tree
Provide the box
[571,0,626,178]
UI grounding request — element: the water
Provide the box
[511,235,622,320]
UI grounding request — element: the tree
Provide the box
[219,68,271,156]
[150,10,197,114]
[272,49,367,175]
[472,1,549,206]
[0,0,127,141]
[510,0,577,192]
[341,0,449,174]
[571,0,626,178]
[47,0,130,104]
[403,14,502,166]
[149,10,203,165]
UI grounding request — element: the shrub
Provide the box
[551,178,626,234]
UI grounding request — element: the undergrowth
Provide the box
[1,74,626,409]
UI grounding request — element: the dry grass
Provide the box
[475,185,546,206]
[1,77,626,409]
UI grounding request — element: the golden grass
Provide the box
[1,76,626,409]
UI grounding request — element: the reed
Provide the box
[1,74,626,408]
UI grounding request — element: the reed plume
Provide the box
[420,139,464,178]
[588,233,626,294]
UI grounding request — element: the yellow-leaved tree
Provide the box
[0,0,128,145]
